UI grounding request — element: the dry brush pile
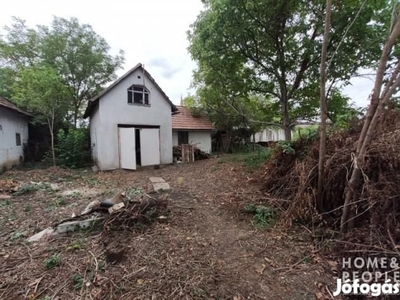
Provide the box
[261,110,400,242]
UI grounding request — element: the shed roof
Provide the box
[172,106,214,130]
[0,96,31,116]
[83,63,178,118]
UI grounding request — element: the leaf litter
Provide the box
[0,159,334,299]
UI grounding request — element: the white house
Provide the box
[83,63,178,171]
[0,96,30,172]
[172,106,214,153]
[252,128,287,142]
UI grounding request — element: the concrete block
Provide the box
[56,217,102,234]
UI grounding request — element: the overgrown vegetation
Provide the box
[56,128,91,168]
[219,145,272,171]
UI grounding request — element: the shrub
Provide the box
[56,128,91,168]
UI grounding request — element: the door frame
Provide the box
[117,124,161,168]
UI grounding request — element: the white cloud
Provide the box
[0,1,376,108]
[342,71,375,108]
[0,0,204,104]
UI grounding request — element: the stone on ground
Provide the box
[149,177,170,192]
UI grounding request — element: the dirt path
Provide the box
[0,158,333,299]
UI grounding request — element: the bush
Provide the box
[56,128,91,168]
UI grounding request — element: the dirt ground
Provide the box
[0,157,335,300]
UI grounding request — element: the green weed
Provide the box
[44,254,61,269]
[10,231,27,241]
[244,203,275,228]
[72,274,83,290]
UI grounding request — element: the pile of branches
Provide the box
[173,145,210,161]
[103,193,169,232]
[262,110,400,236]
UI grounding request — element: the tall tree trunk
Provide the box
[48,115,56,167]
[340,13,400,231]
[73,105,78,129]
[281,97,291,141]
[317,0,332,213]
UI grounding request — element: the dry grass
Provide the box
[1,159,333,299]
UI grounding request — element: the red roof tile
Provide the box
[172,106,214,130]
[0,96,31,116]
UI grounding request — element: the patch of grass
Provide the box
[14,182,53,196]
[72,274,83,290]
[219,146,272,171]
[85,178,102,186]
[10,231,27,241]
[67,241,81,251]
[71,191,81,198]
[14,183,39,195]
[56,197,68,206]
[244,203,275,228]
[8,213,17,221]
[44,254,61,269]
[177,177,184,186]
[0,200,11,207]
[24,205,31,212]
[127,187,142,197]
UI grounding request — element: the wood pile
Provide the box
[173,145,210,161]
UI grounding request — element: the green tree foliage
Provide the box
[188,0,391,140]
[0,16,124,127]
[11,65,69,166]
[56,128,91,168]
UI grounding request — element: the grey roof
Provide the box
[83,63,178,118]
[0,96,31,116]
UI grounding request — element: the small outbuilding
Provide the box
[83,63,178,171]
[0,96,30,172]
[172,106,214,153]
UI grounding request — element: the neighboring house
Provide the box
[252,128,287,143]
[172,106,214,153]
[0,96,30,172]
[252,123,317,143]
[84,63,178,171]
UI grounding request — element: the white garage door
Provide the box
[119,128,136,170]
[140,128,160,166]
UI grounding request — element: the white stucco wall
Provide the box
[172,131,178,146]
[172,130,212,153]
[253,128,287,142]
[0,107,29,172]
[189,131,212,153]
[92,68,173,170]
[89,104,101,168]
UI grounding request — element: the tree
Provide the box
[317,0,332,212]
[341,2,400,231]
[12,65,69,166]
[0,16,124,127]
[188,0,391,140]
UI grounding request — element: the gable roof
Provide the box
[0,96,31,117]
[172,106,214,130]
[83,63,178,118]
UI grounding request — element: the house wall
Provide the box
[172,130,212,153]
[89,104,101,168]
[252,128,287,142]
[0,107,29,172]
[189,131,212,153]
[172,131,178,146]
[93,68,173,170]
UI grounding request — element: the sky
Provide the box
[0,0,374,107]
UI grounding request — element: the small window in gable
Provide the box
[16,133,21,146]
[127,85,150,105]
